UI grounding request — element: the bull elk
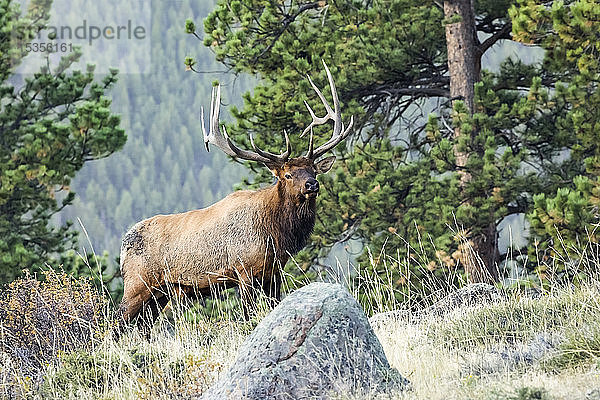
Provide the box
[116,62,353,332]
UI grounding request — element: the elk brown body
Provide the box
[116,62,353,332]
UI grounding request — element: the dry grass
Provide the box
[2,248,600,399]
[374,306,600,400]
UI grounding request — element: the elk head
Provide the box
[201,61,353,203]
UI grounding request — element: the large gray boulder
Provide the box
[199,282,407,400]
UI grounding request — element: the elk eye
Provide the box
[284,173,292,180]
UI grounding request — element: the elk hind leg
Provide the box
[161,285,194,328]
[116,276,153,329]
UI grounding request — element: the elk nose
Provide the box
[305,178,319,192]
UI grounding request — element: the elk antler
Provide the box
[201,85,291,165]
[303,60,354,160]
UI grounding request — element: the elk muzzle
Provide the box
[304,178,319,198]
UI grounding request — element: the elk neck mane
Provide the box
[255,179,316,255]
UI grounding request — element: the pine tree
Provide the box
[0,0,126,284]
[187,0,590,298]
[512,0,600,279]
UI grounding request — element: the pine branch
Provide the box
[477,22,512,55]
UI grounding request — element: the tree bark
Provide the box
[444,0,477,110]
[444,0,499,283]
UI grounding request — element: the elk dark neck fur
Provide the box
[258,179,316,255]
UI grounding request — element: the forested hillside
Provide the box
[53,0,247,265]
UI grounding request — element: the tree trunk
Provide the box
[444,0,477,111]
[444,0,498,283]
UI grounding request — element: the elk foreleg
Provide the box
[116,267,165,338]
[261,272,282,310]
[238,282,259,320]
[136,293,170,338]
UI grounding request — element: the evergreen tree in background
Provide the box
[0,0,126,284]
[190,0,599,298]
[513,0,600,279]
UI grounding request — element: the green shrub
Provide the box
[512,387,551,400]
[40,350,107,396]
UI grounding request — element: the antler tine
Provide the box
[203,86,235,157]
[202,85,290,165]
[201,86,215,152]
[323,61,342,132]
[303,60,354,159]
[312,115,354,158]
[300,82,331,138]
[306,128,314,159]
[282,129,291,159]
[249,129,291,163]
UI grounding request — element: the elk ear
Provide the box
[315,156,336,175]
